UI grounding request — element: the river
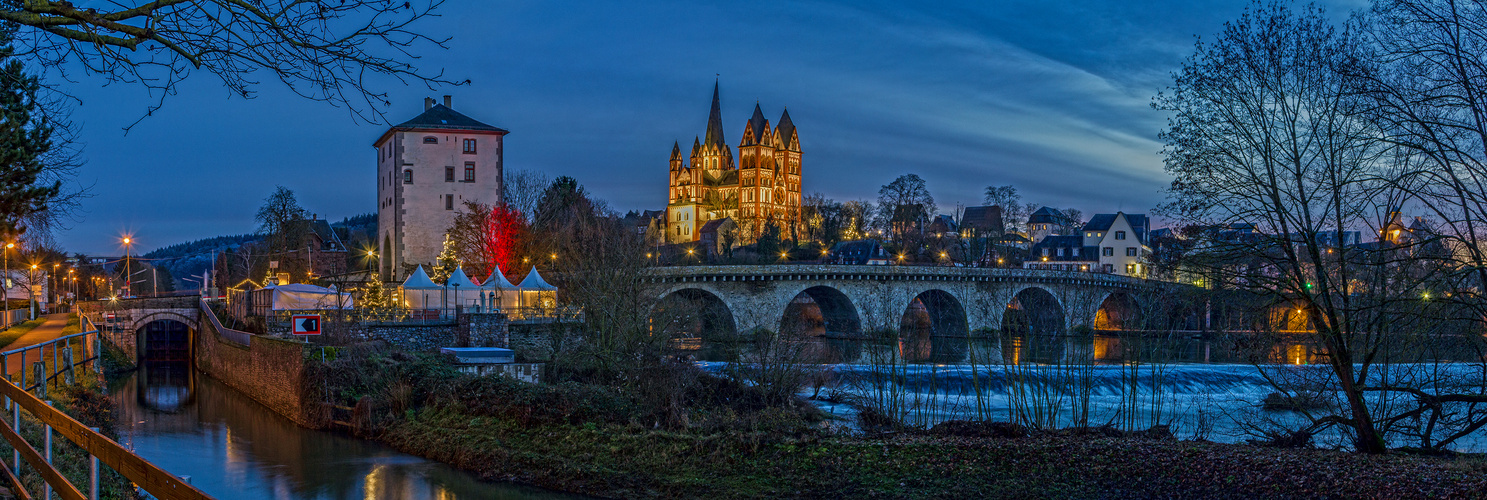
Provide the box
[111,362,577,500]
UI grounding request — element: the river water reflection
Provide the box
[113,362,576,500]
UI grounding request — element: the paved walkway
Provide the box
[2,313,77,378]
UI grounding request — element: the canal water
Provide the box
[111,362,575,500]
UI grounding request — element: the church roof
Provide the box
[777,108,797,150]
[743,103,770,146]
[392,104,508,134]
[703,81,726,148]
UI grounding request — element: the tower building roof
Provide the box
[703,81,726,148]
[375,101,506,145]
[743,103,771,147]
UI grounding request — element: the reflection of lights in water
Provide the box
[364,464,386,500]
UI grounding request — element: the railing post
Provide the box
[33,362,44,398]
[89,426,99,500]
[18,350,24,392]
[43,401,52,500]
[10,400,16,478]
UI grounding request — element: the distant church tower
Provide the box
[667,82,802,244]
[375,96,508,280]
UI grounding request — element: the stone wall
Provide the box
[196,307,319,428]
[459,313,509,347]
[507,323,581,362]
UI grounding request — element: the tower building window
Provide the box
[446,195,454,210]
[423,136,438,144]
[403,170,413,184]
[464,162,476,182]
[463,139,477,154]
[445,166,455,182]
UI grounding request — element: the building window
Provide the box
[1103,264,1113,273]
[446,195,454,210]
[1126,263,1137,274]
[445,166,455,182]
[423,136,438,144]
[403,170,412,184]
[1126,247,1137,256]
[1115,231,1127,240]
[1102,247,1113,256]
[463,139,477,154]
[1057,248,1064,257]
[464,162,475,182]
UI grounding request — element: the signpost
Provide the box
[291,314,321,335]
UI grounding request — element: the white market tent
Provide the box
[481,268,519,312]
[445,267,481,309]
[262,283,354,310]
[517,267,559,310]
[401,265,439,309]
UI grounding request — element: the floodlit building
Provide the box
[374,96,508,280]
[667,81,802,244]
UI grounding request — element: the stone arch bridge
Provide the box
[77,296,200,363]
[644,265,1204,339]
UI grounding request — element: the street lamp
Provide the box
[28,264,36,319]
[122,236,133,298]
[2,242,12,304]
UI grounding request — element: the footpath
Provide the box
[2,313,75,377]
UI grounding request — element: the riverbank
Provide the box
[381,411,1487,499]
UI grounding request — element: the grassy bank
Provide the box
[379,408,1487,499]
[312,347,1487,499]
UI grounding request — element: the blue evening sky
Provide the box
[53,0,1365,254]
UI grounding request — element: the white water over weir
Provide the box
[701,361,1487,452]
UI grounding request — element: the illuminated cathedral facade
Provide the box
[667,82,802,245]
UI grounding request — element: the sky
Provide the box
[50,0,1367,255]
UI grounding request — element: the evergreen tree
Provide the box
[0,31,61,238]
[430,234,460,284]
[356,273,393,310]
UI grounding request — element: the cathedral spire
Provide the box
[743,103,769,147]
[703,80,725,148]
[777,108,798,152]
[671,141,681,160]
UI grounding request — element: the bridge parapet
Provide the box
[644,265,1155,289]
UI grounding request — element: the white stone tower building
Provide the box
[375,96,507,280]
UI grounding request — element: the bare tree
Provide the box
[1155,2,1402,453]
[3,0,459,126]
[503,168,550,223]
[983,185,1025,236]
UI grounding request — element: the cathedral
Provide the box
[666,82,802,245]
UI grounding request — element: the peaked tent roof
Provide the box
[703,81,726,147]
[483,269,516,289]
[402,265,438,289]
[447,267,478,289]
[518,267,558,291]
[392,104,508,134]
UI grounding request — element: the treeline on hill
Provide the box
[142,212,376,290]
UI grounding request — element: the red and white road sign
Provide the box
[291,314,322,335]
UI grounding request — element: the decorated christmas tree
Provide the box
[430,234,461,284]
[356,273,392,310]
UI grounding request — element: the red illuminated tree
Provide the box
[447,201,526,284]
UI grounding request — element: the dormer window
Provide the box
[423,136,438,144]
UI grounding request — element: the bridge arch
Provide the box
[1093,291,1143,331]
[899,289,970,363]
[135,314,194,362]
[651,287,738,341]
[779,285,862,338]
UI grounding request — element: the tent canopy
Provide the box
[402,265,437,289]
[447,267,478,289]
[483,269,516,289]
[263,283,353,310]
[518,268,558,291]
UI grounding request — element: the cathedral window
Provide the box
[464,163,476,182]
[423,136,438,144]
[403,170,413,184]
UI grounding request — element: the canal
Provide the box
[112,362,576,500]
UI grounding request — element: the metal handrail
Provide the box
[0,371,212,500]
[1,329,100,396]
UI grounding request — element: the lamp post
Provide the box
[27,264,36,319]
[122,237,133,298]
[2,242,11,306]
